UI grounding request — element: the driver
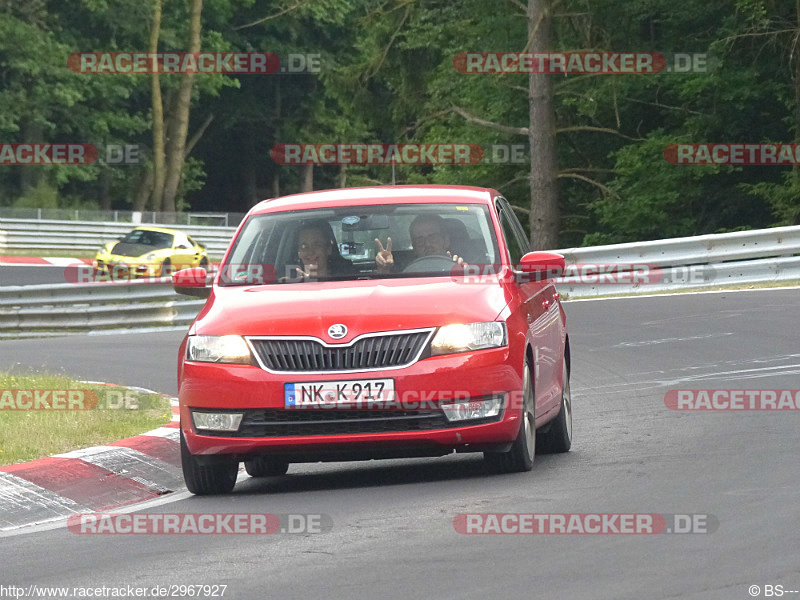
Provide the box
[375,214,465,273]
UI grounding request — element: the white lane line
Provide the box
[564,285,800,303]
[609,332,734,348]
[574,363,800,398]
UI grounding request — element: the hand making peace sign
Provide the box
[374,237,394,272]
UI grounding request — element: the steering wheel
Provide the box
[402,254,456,273]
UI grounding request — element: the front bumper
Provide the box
[94,257,163,278]
[180,346,523,459]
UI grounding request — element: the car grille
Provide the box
[248,330,432,372]
[209,408,450,437]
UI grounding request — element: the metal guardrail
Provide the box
[0,280,205,338]
[0,224,798,338]
[554,225,800,297]
[0,218,237,255]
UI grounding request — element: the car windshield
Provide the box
[120,229,174,249]
[220,202,501,285]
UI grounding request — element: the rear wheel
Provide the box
[180,430,238,495]
[244,457,289,477]
[536,359,572,454]
[484,361,535,473]
[160,258,173,277]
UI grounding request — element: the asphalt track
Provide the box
[0,265,69,286]
[1,288,799,599]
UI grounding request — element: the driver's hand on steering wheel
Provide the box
[375,237,394,273]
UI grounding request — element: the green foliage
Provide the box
[1,0,799,242]
[13,181,59,209]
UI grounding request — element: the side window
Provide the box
[496,199,527,264]
[498,197,530,253]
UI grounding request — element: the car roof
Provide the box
[132,226,181,235]
[249,185,500,214]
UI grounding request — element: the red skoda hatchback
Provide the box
[175,185,572,494]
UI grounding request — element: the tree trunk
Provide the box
[20,121,44,194]
[161,0,203,213]
[794,0,800,224]
[133,168,154,212]
[270,79,282,199]
[149,0,166,213]
[99,169,111,210]
[527,0,559,249]
[300,163,314,192]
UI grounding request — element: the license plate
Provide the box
[285,378,395,408]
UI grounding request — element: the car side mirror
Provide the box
[517,252,565,281]
[173,267,211,298]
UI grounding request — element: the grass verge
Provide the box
[0,372,172,466]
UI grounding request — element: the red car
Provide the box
[174,185,572,494]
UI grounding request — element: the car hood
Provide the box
[107,242,162,258]
[193,277,510,339]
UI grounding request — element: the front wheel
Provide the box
[536,359,572,454]
[484,361,535,473]
[181,430,238,495]
[160,258,173,277]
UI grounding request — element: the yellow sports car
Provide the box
[94,226,209,279]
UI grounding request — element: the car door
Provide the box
[495,197,562,415]
[172,233,196,269]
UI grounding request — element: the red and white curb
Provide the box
[0,383,182,533]
[0,256,93,266]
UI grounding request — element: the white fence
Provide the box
[0,224,798,337]
[0,218,237,256]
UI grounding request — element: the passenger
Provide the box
[294,219,357,279]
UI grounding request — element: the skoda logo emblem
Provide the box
[328,324,347,340]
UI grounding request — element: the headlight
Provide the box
[187,335,253,364]
[430,322,507,355]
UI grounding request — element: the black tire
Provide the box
[161,258,173,277]
[180,430,238,495]
[536,359,573,454]
[485,361,535,473]
[244,457,290,477]
[199,257,209,268]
